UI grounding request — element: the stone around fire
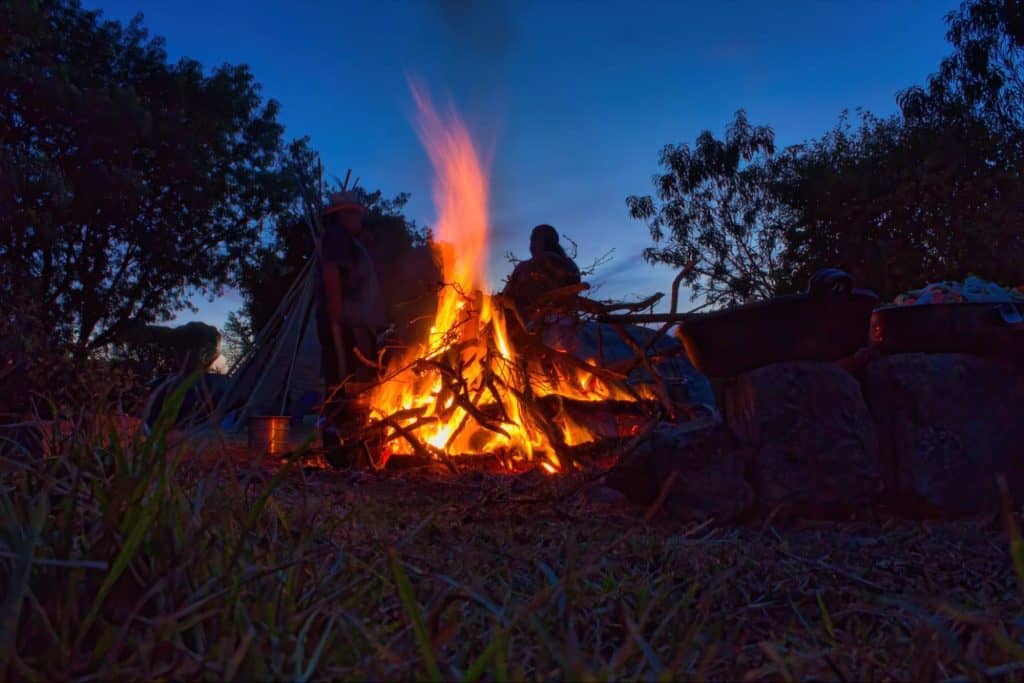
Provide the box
[735,361,882,520]
[862,353,1024,518]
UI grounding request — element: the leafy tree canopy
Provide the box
[627,110,786,307]
[1,0,293,353]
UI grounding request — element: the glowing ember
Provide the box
[364,84,649,471]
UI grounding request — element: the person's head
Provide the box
[322,191,367,235]
[529,224,564,258]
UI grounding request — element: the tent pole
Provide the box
[278,270,316,415]
[222,255,314,378]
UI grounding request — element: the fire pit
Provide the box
[339,290,667,472]
[329,87,692,473]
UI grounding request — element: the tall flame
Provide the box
[409,83,489,292]
[364,83,652,471]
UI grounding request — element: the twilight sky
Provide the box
[89,0,958,330]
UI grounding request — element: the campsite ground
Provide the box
[6,416,1022,681]
[236,453,1024,681]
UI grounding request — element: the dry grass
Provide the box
[2,383,1023,681]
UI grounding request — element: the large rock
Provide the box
[725,361,881,519]
[604,422,753,523]
[862,353,1024,518]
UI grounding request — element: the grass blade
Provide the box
[225,625,257,681]
[299,615,336,682]
[389,549,442,681]
[998,476,1024,590]
[0,491,48,676]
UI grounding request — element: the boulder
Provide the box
[861,353,1024,518]
[726,361,881,519]
[605,422,753,523]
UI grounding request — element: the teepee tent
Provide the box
[213,262,322,428]
[214,258,324,428]
[212,170,342,429]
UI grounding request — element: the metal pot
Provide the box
[247,416,291,456]
[869,301,1024,361]
[674,269,878,378]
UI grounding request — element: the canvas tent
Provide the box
[211,168,340,431]
[214,255,324,429]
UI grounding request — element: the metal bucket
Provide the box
[247,416,291,456]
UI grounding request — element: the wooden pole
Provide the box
[278,275,316,415]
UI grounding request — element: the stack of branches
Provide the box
[334,264,699,473]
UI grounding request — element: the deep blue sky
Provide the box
[89,0,958,329]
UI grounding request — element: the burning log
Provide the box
[339,286,682,473]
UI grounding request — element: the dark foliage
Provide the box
[900,0,1024,139]
[777,108,1024,300]
[0,0,292,353]
[115,321,221,375]
[627,110,786,307]
[780,0,1024,300]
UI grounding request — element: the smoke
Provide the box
[432,0,516,58]
[419,0,516,110]
[402,2,520,267]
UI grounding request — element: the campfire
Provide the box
[349,87,667,472]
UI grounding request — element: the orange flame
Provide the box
[409,82,489,292]
[365,84,650,471]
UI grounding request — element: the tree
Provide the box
[777,109,1024,300]
[779,0,1024,300]
[0,0,291,355]
[220,310,254,369]
[626,111,788,308]
[900,0,1024,140]
[631,0,1024,305]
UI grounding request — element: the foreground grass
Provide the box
[1,396,1023,680]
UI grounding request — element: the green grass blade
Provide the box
[492,627,509,683]
[461,627,502,683]
[293,611,315,681]
[299,615,336,682]
[816,592,836,641]
[0,491,48,676]
[75,493,160,646]
[998,476,1024,591]
[389,549,442,681]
